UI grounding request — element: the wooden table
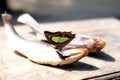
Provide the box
[0,18,120,80]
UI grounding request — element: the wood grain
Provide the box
[0,18,120,80]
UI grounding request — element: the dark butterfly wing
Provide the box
[44,31,75,49]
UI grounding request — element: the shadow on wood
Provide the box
[52,62,99,71]
[88,51,115,62]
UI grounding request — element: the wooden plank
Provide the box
[0,18,120,80]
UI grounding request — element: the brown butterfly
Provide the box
[44,31,75,49]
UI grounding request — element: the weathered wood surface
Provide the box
[0,18,120,80]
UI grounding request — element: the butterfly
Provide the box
[44,31,75,49]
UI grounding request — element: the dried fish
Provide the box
[2,13,88,66]
[18,13,106,53]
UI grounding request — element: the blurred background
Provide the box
[0,0,120,24]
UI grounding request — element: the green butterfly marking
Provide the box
[51,37,69,43]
